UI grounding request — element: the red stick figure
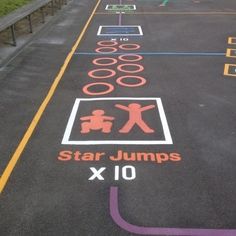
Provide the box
[80,110,115,133]
[115,103,155,133]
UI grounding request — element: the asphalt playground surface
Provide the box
[0,0,236,235]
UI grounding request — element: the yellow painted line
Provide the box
[0,0,101,194]
[224,64,236,77]
[224,64,230,76]
[95,11,236,15]
[226,48,236,58]
[228,37,236,45]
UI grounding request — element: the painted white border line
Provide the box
[97,25,143,36]
[62,98,173,145]
[105,5,136,10]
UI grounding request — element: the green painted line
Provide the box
[136,0,162,1]
[160,0,169,6]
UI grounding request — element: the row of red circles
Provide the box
[83,41,145,96]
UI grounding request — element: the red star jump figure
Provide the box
[80,110,115,134]
[115,103,155,133]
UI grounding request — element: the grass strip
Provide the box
[0,0,32,17]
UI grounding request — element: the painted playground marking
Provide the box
[105,5,136,11]
[224,64,236,77]
[228,37,236,45]
[226,48,236,58]
[95,11,236,15]
[74,52,225,56]
[116,75,146,87]
[97,26,143,36]
[110,186,236,236]
[159,0,169,7]
[61,98,173,145]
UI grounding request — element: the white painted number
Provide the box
[120,38,129,41]
[115,165,136,181]
[114,166,119,180]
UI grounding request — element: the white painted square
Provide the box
[97,26,143,36]
[62,98,173,145]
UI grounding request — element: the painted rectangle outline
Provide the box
[61,97,173,145]
[224,64,236,77]
[228,37,236,45]
[226,48,236,58]
[97,25,143,36]
[105,4,136,11]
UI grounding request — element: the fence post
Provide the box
[51,0,54,15]
[40,7,45,23]
[10,25,17,46]
[28,14,33,33]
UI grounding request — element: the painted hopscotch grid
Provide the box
[97,26,143,36]
[62,98,173,145]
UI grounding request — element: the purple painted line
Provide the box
[110,186,236,236]
[118,13,122,25]
[118,0,122,25]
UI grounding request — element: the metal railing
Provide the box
[0,0,68,46]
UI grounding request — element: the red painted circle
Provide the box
[93,57,118,66]
[83,82,114,95]
[117,63,144,73]
[88,68,116,79]
[97,41,118,47]
[116,76,146,87]
[118,54,143,62]
[95,47,117,53]
[119,44,140,50]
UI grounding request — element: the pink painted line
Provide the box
[110,186,236,236]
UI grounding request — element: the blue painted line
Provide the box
[105,29,137,33]
[74,52,225,56]
[106,30,136,33]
